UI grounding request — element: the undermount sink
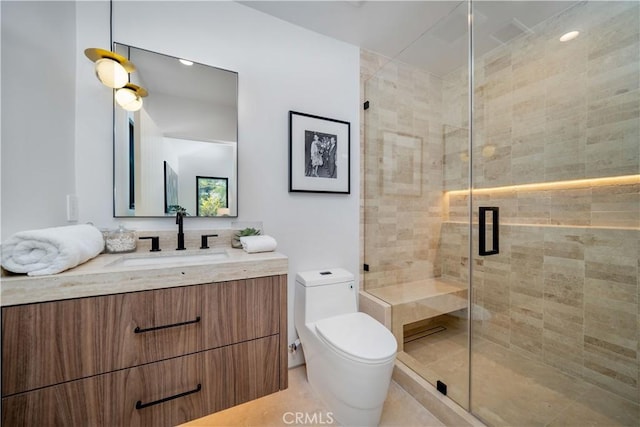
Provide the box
[108,250,229,267]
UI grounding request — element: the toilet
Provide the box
[294,269,397,427]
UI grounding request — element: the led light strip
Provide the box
[446,174,640,196]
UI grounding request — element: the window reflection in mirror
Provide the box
[113,43,238,217]
[196,176,229,217]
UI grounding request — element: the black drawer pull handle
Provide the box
[134,316,201,334]
[135,383,202,410]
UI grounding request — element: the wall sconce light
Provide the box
[115,83,148,112]
[84,47,135,89]
[84,0,148,112]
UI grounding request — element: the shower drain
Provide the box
[403,325,447,344]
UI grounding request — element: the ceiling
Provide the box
[239,1,580,77]
[117,43,238,142]
[117,1,582,137]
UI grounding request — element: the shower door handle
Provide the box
[479,207,499,256]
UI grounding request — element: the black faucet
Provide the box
[176,210,186,250]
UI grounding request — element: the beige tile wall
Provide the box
[362,0,639,404]
[441,2,640,402]
[440,1,639,403]
[443,1,640,191]
[441,222,639,402]
[361,49,445,290]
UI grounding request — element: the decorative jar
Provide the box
[105,225,137,253]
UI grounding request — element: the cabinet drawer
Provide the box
[2,337,279,427]
[233,334,280,405]
[203,277,280,349]
[2,346,234,427]
[2,276,282,396]
[2,285,202,395]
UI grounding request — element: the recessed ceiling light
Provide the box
[559,30,580,42]
[179,59,194,66]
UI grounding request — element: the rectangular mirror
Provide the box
[113,43,238,217]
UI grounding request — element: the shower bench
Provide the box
[366,277,467,352]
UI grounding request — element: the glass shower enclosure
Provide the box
[362,1,639,425]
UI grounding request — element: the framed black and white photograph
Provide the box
[289,110,350,193]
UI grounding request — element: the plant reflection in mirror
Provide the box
[167,205,189,216]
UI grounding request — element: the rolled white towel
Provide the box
[1,224,105,276]
[239,235,277,254]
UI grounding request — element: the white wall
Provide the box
[152,92,238,143]
[172,140,235,216]
[1,1,77,240]
[3,1,360,367]
[136,107,165,215]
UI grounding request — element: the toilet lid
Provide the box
[315,312,397,364]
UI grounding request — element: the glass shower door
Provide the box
[362,0,472,411]
[469,1,640,425]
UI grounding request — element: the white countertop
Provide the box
[0,248,288,307]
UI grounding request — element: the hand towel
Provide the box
[239,235,277,254]
[1,224,105,276]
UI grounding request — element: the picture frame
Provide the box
[289,110,350,194]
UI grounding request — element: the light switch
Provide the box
[66,194,79,222]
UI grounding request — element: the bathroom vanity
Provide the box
[0,248,288,426]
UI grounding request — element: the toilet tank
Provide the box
[295,268,357,325]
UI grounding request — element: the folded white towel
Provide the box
[1,224,105,276]
[239,235,277,254]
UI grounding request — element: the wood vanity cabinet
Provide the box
[1,274,288,426]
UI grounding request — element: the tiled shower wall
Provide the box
[361,50,445,290]
[362,0,639,403]
[441,222,639,402]
[441,1,639,402]
[443,1,639,190]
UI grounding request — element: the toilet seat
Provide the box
[315,312,397,364]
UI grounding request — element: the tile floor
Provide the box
[182,318,639,427]
[402,318,640,427]
[182,365,445,427]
